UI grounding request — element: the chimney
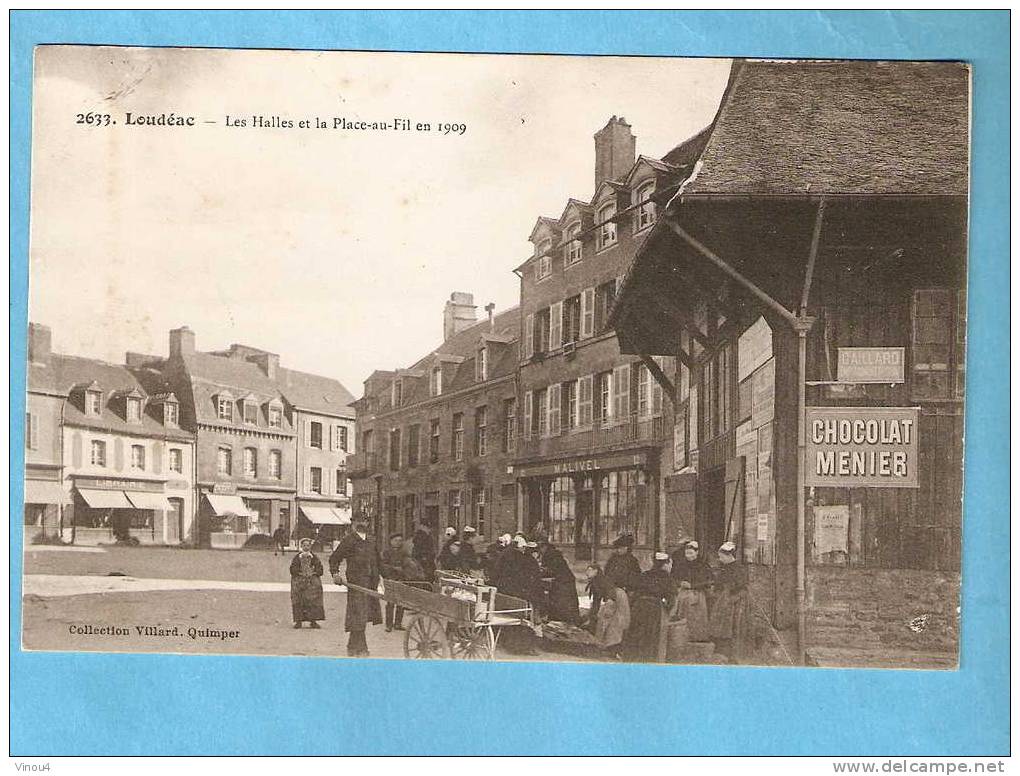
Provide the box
[169,326,196,360]
[443,292,477,341]
[485,302,496,331]
[27,323,52,364]
[594,115,636,187]
[250,352,280,380]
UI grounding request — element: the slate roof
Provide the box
[34,354,193,441]
[682,59,970,197]
[277,366,356,418]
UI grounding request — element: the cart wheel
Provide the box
[404,615,449,659]
[449,623,496,660]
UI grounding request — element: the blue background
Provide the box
[9,11,1010,756]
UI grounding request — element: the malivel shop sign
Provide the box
[805,407,919,488]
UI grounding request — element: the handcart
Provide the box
[345,574,534,660]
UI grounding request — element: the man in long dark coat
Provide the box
[412,520,436,582]
[329,520,383,657]
[539,539,580,624]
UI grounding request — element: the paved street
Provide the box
[21,545,596,663]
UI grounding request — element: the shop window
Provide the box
[130,445,145,470]
[217,446,232,476]
[634,180,656,232]
[597,202,617,250]
[912,288,966,401]
[407,424,420,468]
[310,467,323,494]
[475,406,488,456]
[90,439,107,467]
[429,418,441,463]
[502,399,516,453]
[452,414,464,462]
[269,449,282,479]
[169,448,183,474]
[309,421,323,449]
[598,469,647,546]
[243,447,257,478]
[564,221,582,265]
[547,476,577,545]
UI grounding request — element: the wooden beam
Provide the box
[639,353,676,404]
[800,198,827,315]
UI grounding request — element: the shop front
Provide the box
[199,486,297,549]
[295,502,351,549]
[69,476,177,545]
[24,475,66,542]
[513,449,659,563]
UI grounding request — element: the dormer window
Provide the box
[597,202,617,250]
[392,379,403,407]
[477,347,489,382]
[85,389,103,417]
[634,180,656,232]
[564,221,582,265]
[126,396,142,423]
[268,402,283,428]
[242,399,258,425]
[430,365,443,397]
[163,401,179,427]
[217,395,234,422]
[536,239,552,280]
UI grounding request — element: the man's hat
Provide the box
[611,534,635,549]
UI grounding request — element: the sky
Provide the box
[29,46,731,393]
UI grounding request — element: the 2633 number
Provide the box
[75,112,114,126]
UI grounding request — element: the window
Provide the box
[169,448,183,473]
[449,490,462,528]
[243,401,258,425]
[391,379,403,407]
[310,467,322,494]
[130,444,145,470]
[429,418,441,463]
[598,469,648,546]
[90,439,106,467]
[565,380,578,430]
[596,371,612,425]
[126,397,142,423]
[430,365,443,396]
[243,447,257,478]
[637,359,664,417]
[217,446,232,476]
[597,202,617,250]
[86,390,102,416]
[534,308,550,355]
[25,412,38,450]
[408,424,420,468]
[335,425,349,452]
[269,449,282,479]
[535,388,548,437]
[912,289,966,400]
[612,364,631,421]
[563,295,581,344]
[268,404,282,428]
[362,429,374,454]
[217,397,233,422]
[523,391,533,439]
[336,466,347,496]
[389,429,402,471]
[477,347,488,381]
[523,314,535,360]
[548,476,577,545]
[581,287,595,338]
[547,383,561,436]
[475,406,488,456]
[475,488,488,536]
[502,398,516,453]
[564,221,582,265]
[578,375,594,428]
[699,345,734,441]
[164,401,179,427]
[309,421,323,449]
[549,301,562,351]
[634,180,656,231]
[452,413,464,461]
[536,239,552,280]
[594,279,618,332]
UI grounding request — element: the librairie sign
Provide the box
[805,407,919,488]
[837,347,905,384]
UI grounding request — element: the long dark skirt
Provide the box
[625,597,664,662]
[344,584,382,632]
[547,578,580,624]
[291,575,325,622]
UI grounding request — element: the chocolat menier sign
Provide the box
[804,407,920,488]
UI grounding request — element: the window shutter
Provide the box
[579,375,593,427]
[612,364,630,421]
[549,301,563,350]
[523,391,533,439]
[548,383,561,436]
[303,467,309,494]
[581,288,595,338]
[71,432,82,468]
[152,443,163,474]
[113,438,124,471]
[524,314,535,359]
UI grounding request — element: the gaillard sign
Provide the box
[837,347,905,384]
[805,406,919,488]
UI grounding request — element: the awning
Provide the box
[126,491,173,511]
[77,488,132,509]
[24,479,67,505]
[331,506,352,525]
[300,505,344,525]
[204,493,252,517]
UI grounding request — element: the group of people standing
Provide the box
[583,534,749,662]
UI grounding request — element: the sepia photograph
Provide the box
[21,44,969,671]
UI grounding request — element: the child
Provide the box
[289,537,325,629]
